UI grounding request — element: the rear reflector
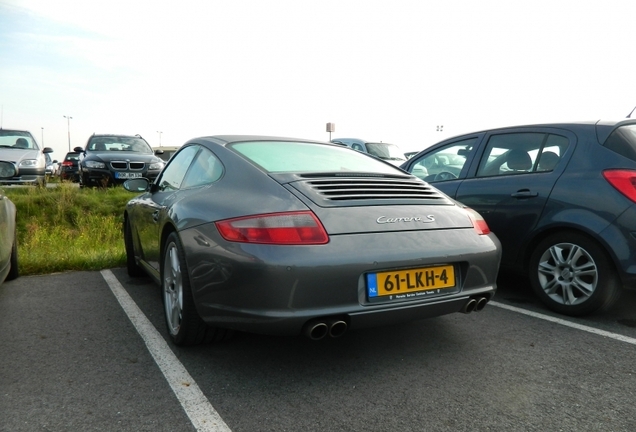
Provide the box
[215,211,329,245]
[603,169,636,203]
[464,207,491,235]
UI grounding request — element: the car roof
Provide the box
[436,118,636,144]
[89,133,145,139]
[192,135,332,146]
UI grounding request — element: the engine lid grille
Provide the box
[289,174,451,207]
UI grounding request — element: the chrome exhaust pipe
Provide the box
[327,319,348,338]
[461,298,477,314]
[303,321,328,340]
[475,296,488,312]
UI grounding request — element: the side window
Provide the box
[408,138,477,182]
[535,135,567,172]
[157,145,199,191]
[351,143,364,152]
[477,133,544,177]
[181,147,224,189]
[477,132,569,176]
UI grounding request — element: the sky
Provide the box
[1,0,635,160]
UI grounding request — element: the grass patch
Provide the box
[4,182,137,275]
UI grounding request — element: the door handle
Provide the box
[511,189,538,198]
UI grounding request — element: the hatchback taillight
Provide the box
[464,207,491,235]
[603,169,636,203]
[61,160,73,167]
[215,211,329,245]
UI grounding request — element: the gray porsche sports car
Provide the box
[123,135,501,346]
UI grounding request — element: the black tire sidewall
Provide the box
[529,232,620,316]
[124,218,144,277]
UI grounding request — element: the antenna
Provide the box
[627,105,636,118]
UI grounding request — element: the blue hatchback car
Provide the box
[401,119,636,316]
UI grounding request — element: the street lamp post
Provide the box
[41,127,44,146]
[63,115,73,151]
[157,131,163,147]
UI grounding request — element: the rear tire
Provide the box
[529,232,621,316]
[124,218,145,277]
[162,232,232,346]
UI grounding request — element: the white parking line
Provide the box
[490,301,636,346]
[101,270,232,432]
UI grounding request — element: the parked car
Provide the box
[400,119,636,316]
[330,138,407,165]
[123,135,501,346]
[75,134,165,187]
[45,153,59,177]
[0,128,54,186]
[60,151,81,182]
[0,161,19,284]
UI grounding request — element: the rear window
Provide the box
[230,141,403,174]
[604,125,636,162]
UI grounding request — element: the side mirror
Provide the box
[0,161,18,179]
[74,146,84,153]
[123,177,151,192]
[154,149,165,155]
[43,147,54,154]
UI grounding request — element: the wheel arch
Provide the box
[520,225,619,279]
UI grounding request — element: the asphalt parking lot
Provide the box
[1,268,635,432]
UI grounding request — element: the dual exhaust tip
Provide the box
[461,296,489,314]
[303,317,348,340]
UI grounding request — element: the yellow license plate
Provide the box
[367,265,456,299]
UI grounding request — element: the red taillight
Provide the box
[215,211,329,245]
[465,207,491,235]
[61,160,73,167]
[603,169,636,203]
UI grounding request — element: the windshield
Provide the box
[87,136,153,153]
[230,141,404,174]
[365,142,406,161]
[0,130,39,150]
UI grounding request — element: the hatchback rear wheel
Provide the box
[529,232,621,316]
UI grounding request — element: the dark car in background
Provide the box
[400,119,636,316]
[0,161,19,284]
[0,128,54,186]
[60,151,80,182]
[123,135,501,346]
[331,138,407,166]
[76,134,165,187]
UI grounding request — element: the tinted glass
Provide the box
[604,125,636,162]
[230,141,402,174]
[365,142,405,161]
[157,145,199,191]
[476,132,570,176]
[408,138,477,182]
[181,147,223,189]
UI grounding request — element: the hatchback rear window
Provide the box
[604,125,636,162]
[230,141,402,174]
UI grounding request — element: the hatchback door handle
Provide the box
[511,189,538,199]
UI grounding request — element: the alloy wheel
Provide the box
[163,242,183,335]
[537,242,597,306]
